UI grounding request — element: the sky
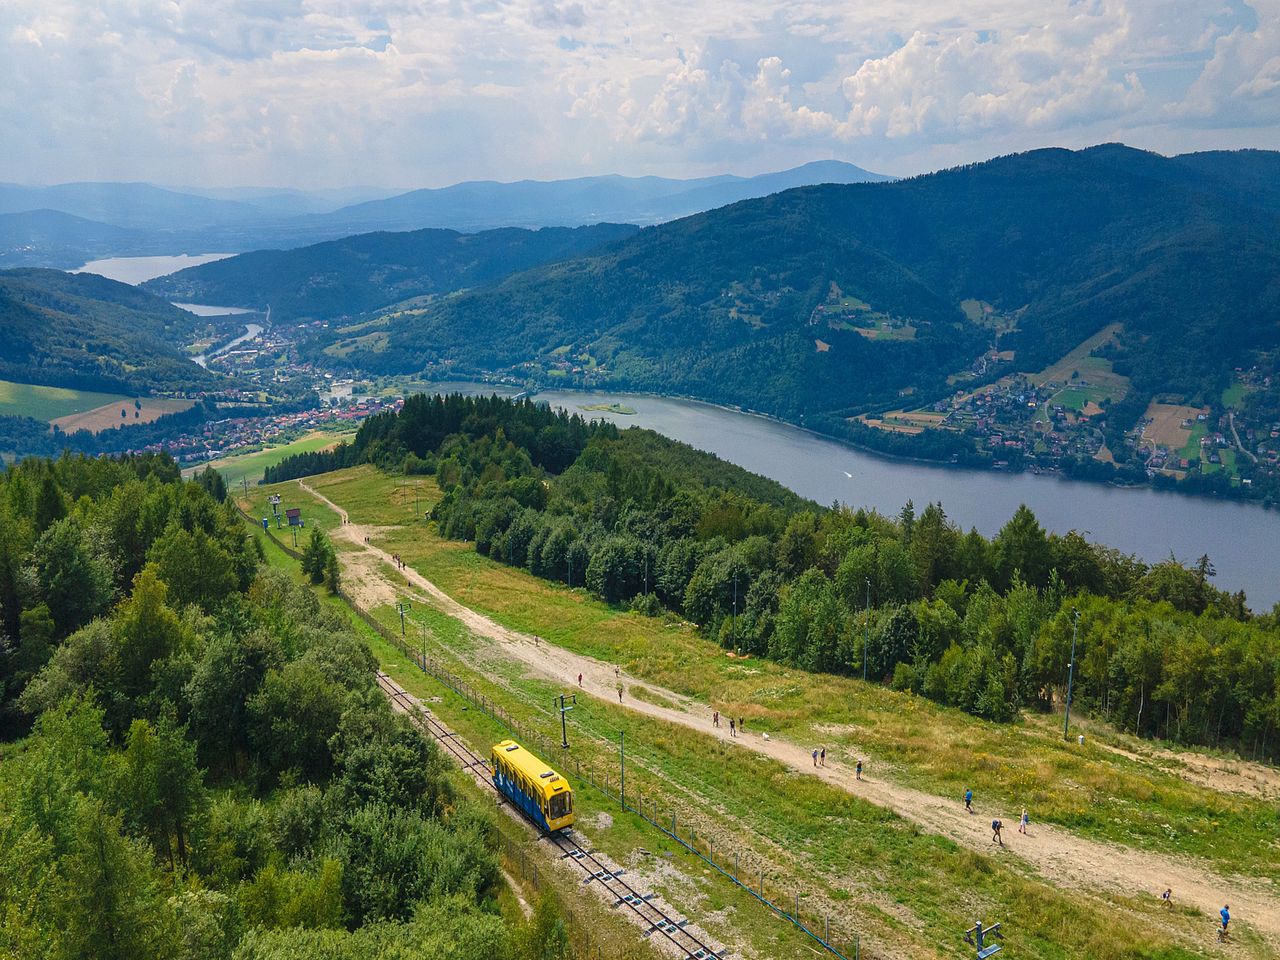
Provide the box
[1,0,1277,189]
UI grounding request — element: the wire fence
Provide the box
[236,500,867,959]
[348,590,866,960]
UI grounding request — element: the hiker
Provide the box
[615,665,620,678]
[1219,904,1230,941]
[729,718,736,737]
[820,747,826,767]
[855,759,863,780]
[617,682,623,703]
[1160,888,1172,908]
[1019,808,1029,834]
[739,717,745,733]
[713,710,719,727]
[577,673,582,687]
[964,788,973,813]
[812,749,819,767]
[991,819,1003,846]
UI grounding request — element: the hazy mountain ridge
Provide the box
[0,161,890,263]
[329,145,1280,436]
[142,222,641,320]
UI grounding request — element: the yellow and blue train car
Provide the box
[491,739,575,832]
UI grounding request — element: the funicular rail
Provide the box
[375,672,726,960]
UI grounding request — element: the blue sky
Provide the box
[1,0,1276,188]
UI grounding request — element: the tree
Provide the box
[149,524,237,610]
[112,566,183,703]
[993,505,1051,589]
[195,467,227,504]
[248,661,349,782]
[301,528,335,587]
[27,516,115,637]
[116,716,207,869]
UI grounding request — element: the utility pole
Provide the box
[863,578,871,682]
[567,549,572,589]
[619,730,626,810]
[396,600,411,637]
[644,552,649,597]
[555,693,576,749]
[1064,608,1079,740]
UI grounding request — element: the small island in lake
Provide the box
[581,402,637,415]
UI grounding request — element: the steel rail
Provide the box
[375,672,725,960]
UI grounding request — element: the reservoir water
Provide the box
[72,253,234,285]
[535,389,1280,608]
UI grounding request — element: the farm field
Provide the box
[1142,402,1210,452]
[0,378,130,422]
[240,488,1275,960]
[50,397,194,434]
[1029,324,1130,428]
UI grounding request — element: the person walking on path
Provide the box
[820,747,826,767]
[616,682,623,703]
[964,788,973,813]
[1218,904,1231,942]
[991,819,1003,846]
[729,718,736,738]
[812,749,819,767]
[739,717,745,733]
[577,673,582,687]
[1160,888,1172,909]
[1019,808,1029,834]
[855,759,863,780]
[713,710,719,728]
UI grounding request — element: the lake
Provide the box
[535,389,1280,608]
[72,253,235,285]
[193,323,264,368]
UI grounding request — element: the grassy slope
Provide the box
[0,378,128,421]
[237,472,1267,960]
[183,428,355,481]
[240,467,1280,884]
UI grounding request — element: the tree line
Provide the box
[345,396,1277,758]
[0,451,582,959]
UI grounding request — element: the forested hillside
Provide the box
[0,453,573,959]
[277,395,1280,758]
[0,269,218,394]
[330,146,1280,444]
[143,222,639,321]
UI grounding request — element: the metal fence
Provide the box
[346,589,866,960]
[236,502,867,959]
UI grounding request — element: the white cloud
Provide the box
[0,0,1275,187]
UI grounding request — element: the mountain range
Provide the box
[0,161,888,266]
[143,223,640,320]
[301,145,1280,443]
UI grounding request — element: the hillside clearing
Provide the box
[0,378,129,422]
[49,396,193,434]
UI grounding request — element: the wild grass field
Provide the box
[185,428,354,482]
[240,466,1280,889]
[50,397,194,434]
[239,483,1272,960]
[0,378,130,422]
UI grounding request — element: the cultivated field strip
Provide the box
[374,671,728,960]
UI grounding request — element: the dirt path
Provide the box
[299,480,1280,948]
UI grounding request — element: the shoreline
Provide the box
[523,382,1265,510]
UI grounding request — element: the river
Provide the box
[534,389,1280,608]
[193,323,264,368]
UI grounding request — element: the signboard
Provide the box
[286,507,302,527]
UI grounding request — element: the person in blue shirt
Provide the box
[964,788,973,813]
[1220,904,1230,936]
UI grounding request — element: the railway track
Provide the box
[375,672,727,960]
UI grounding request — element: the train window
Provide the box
[549,793,570,819]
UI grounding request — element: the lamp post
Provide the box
[396,600,411,638]
[555,694,576,749]
[1063,609,1079,740]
